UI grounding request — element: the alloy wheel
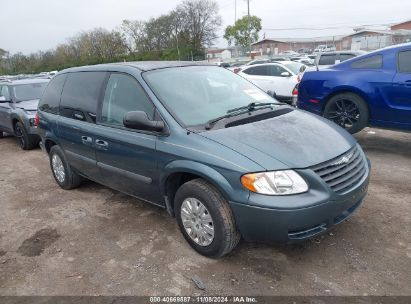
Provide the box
[326,99,360,129]
[15,125,25,148]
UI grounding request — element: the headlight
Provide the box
[241,170,308,195]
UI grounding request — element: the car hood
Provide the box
[199,109,356,170]
[15,99,39,111]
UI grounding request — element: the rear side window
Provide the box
[267,65,287,77]
[101,73,155,127]
[398,50,411,73]
[318,54,336,65]
[243,66,268,76]
[351,55,382,69]
[38,74,66,114]
[60,72,106,123]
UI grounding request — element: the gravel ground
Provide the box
[0,127,410,296]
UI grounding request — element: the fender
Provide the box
[10,112,23,123]
[42,132,61,153]
[160,159,245,203]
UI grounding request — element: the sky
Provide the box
[1,0,410,54]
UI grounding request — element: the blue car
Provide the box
[298,43,411,133]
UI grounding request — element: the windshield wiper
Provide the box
[205,113,238,130]
[205,102,285,130]
[226,102,284,114]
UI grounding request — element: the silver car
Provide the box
[0,78,49,149]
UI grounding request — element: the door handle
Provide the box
[95,139,109,149]
[81,136,92,144]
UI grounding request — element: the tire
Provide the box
[323,93,369,134]
[49,145,82,190]
[14,121,38,150]
[0,131,3,138]
[174,178,240,258]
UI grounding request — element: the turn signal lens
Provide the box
[240,173,257,192]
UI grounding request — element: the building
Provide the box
[341,29,411,51]
[251,21,411,55]
[206,48,232,60]
[391,20,411,31]
[251,36,345,56]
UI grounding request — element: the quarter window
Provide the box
[101,73,155,127]
[351,55,383,69]
[398,50,411,73]
[267,65,288,77]
[318,54,336,65]
[60,72,106,123]
[38,74,67,114]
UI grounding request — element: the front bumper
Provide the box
[230,172,369,243]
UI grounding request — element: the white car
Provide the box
[238,61,305,105]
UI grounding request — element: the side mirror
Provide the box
[267,90,277,99]
[123,111,165,132]
[280,71,291,77]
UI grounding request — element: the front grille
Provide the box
[311,145,367,194]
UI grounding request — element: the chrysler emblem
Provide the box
[333,152,354,166]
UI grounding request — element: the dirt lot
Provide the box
[0,128,410,296]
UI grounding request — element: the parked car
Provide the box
[298,43,411,133]
[0,78,49,149]
[269,56,289,62]
[280,50,299,56]
[37,62,370,258]
[314,44,336,53]
[298,48,312,54]
[227,61,249,73]
[295,58,315,66]
[245,58,271,66]
[308,51,366,71]
[238,61,305,105]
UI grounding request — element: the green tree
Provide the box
[224,15,262,50]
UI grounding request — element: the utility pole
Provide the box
[234,0,238,58]
[235,0,237,22]
[247,0,251,58]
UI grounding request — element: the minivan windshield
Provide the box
[13,82,48,102]
[143,66,278,126]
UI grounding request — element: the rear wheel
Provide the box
[14,121,38,150]
[175,179,240,258]
[323,93,369,134]
[49,145,82,190]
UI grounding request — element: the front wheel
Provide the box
[323,93,369,134]
[14,122,38,150]
[175,179,240,258]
